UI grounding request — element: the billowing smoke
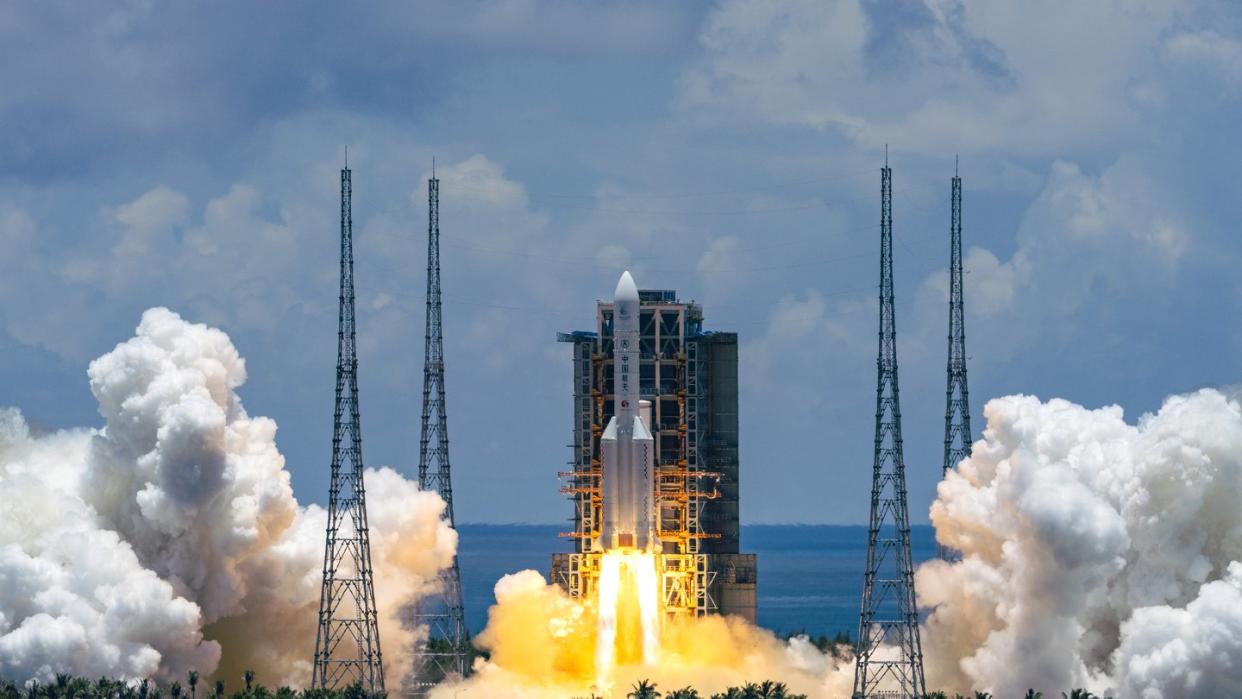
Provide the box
[922,389,1242,697]
[449,389,1242,698]
[431,571,855,699]
[8,307,1240,698]
[0,308,456,686]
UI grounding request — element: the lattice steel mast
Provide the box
[852,157,926,699]
[313,160,385,692]
[941,159,972,561]
[410,164,470,694]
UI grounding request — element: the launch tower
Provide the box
[312,163,385,692]
[409,167,471,693]
[555,284,756,622]
[941,161,972,561]
[852,162,927,698]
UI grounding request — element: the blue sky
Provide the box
[1,1,1239,524]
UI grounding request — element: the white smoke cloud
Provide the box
[0,308,455,686]
[922,389,1242,698]
[8,305,1242,699]
[436,569,855,699]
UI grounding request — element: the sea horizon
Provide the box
[456,523,938,638]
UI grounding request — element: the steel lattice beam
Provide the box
[313,165,386,692]
[852,162,927,699]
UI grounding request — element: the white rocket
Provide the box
[600,271,657,552]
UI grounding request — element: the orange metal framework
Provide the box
[559,300,719,618]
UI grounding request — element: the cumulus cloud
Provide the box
[0,308,455,686]
[921,388,1242,697]
[435,154,529,210]
[1164,30,1242,93]
[696,235,754,300]
[742,289,868,411]
[112,187,190,259]
[681,0,1179,155]
[903,157,1190,369]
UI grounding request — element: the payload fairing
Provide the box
[600,271,657,552]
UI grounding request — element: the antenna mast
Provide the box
[941,161,972,560]
[852,162,926,699]
[409,166,471,695]
[313,163,385,692]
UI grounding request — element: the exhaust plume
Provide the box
[7,308,1239,698]
[923,389,1242,697]
[432,570,855,698]
[0,308,455,685]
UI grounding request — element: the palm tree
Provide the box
[927,693,949,699]
[186,673,198,699]
[710,689,743,699]
[665,689,700,699]
[1062,691,1097,699]
[1024,691,1043,699]
[138,680,149,699]
[764,681,795,699]
[628,680,661,699]
[974,693,993,699]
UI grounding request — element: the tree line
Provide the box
[0,672,380,699]
[0,673,1117,699]
[599,681,1113,699]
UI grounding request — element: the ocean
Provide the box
[456,524,938,638]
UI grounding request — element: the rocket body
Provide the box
[600,271,656,552]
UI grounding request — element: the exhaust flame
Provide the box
[595,550,661,687]
[458,568,854,699]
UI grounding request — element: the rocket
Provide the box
[600,271,656,552]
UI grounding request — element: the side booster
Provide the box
[600,270,656,552]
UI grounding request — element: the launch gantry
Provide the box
[558,291,724,621]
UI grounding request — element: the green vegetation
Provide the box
[573,680,807,699]
[924,691,1108,699]
[599,683,1109,699]
[0,672,1116,699]
[779,630,854,661]
[0,672,386,699]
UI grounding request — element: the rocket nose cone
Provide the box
[615,270,639,302]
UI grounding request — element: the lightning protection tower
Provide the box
[313,161,385,692]
[941,160,972,561]
[852,159,926,699]
[409,165,471,695]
